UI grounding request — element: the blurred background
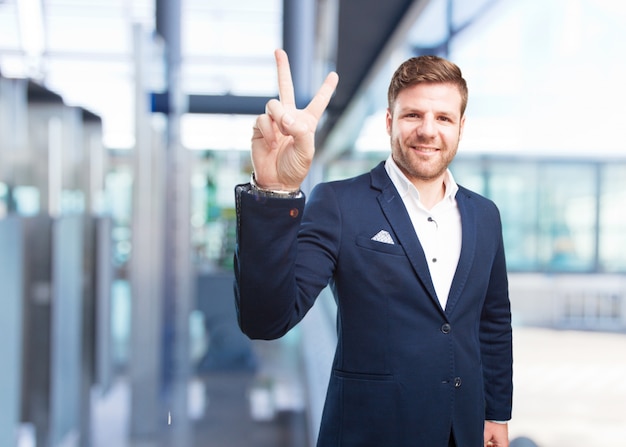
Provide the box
[1,0,625,446]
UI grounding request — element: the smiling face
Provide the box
[386,82,465,188]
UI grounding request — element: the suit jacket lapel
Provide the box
[371,164,442,312]
[444,187,477,315]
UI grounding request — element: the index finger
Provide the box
[275,49,296,106]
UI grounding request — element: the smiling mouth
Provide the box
[412,145,439,153]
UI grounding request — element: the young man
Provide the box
[234,49,513,447]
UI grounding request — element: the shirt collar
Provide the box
[385,155,459,204]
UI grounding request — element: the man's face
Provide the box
[386,82,465,187]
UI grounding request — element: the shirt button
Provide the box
[441,323,451,334]
[454,377,462,388]
[432,258,437,263]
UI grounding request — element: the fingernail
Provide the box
[283,114,294,126]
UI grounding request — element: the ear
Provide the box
[459,115,466,140]
[386,108,392,136]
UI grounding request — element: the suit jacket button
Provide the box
[454,377,462,388]
[441,323,451,334]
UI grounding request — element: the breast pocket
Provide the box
[355,234,405,256]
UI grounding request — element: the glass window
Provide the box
[535,163,597,272]
[191,150,249,270]
[437,158,614,273]
[449,157,486,196]
[485,160,540,272]
[599,163,626,273]
[0,182,7,218]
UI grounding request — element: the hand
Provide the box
[484,421,509,447]
[251,49,339,191]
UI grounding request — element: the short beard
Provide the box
[391,137,457,183]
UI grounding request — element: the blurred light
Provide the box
[181,114,256,151]
[16,0,45,75]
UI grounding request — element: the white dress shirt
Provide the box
[385,156,462,310]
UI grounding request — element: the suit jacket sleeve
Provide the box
[233,183,337,340]
[479,206,513,421]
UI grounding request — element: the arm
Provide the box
[480,211,514,422]
[234,182,342,340]
[233,187,306,339]
[233,50,339,339]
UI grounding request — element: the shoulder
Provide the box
[313,171,371,192]
[310,161,387,198]
[456,184,502,218]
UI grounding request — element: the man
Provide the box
[234,49,513,447]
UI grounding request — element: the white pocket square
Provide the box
[371,230,394,245]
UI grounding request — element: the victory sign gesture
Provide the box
[251,49,339,192]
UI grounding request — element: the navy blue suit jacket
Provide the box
[234,162,513,447]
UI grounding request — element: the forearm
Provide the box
[234,182,340,340]
[481,313,513,420]
[481,238,513,420]
[234,184,306,339]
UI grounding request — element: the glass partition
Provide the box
[599,163,626,273]
[484,159,541,271]
[441,156,624,273]
[536,163,597,272]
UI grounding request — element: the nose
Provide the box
[416,115,436,139]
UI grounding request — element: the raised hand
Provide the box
[251,49,339,191]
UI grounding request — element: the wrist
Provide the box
[249,173,302,198]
